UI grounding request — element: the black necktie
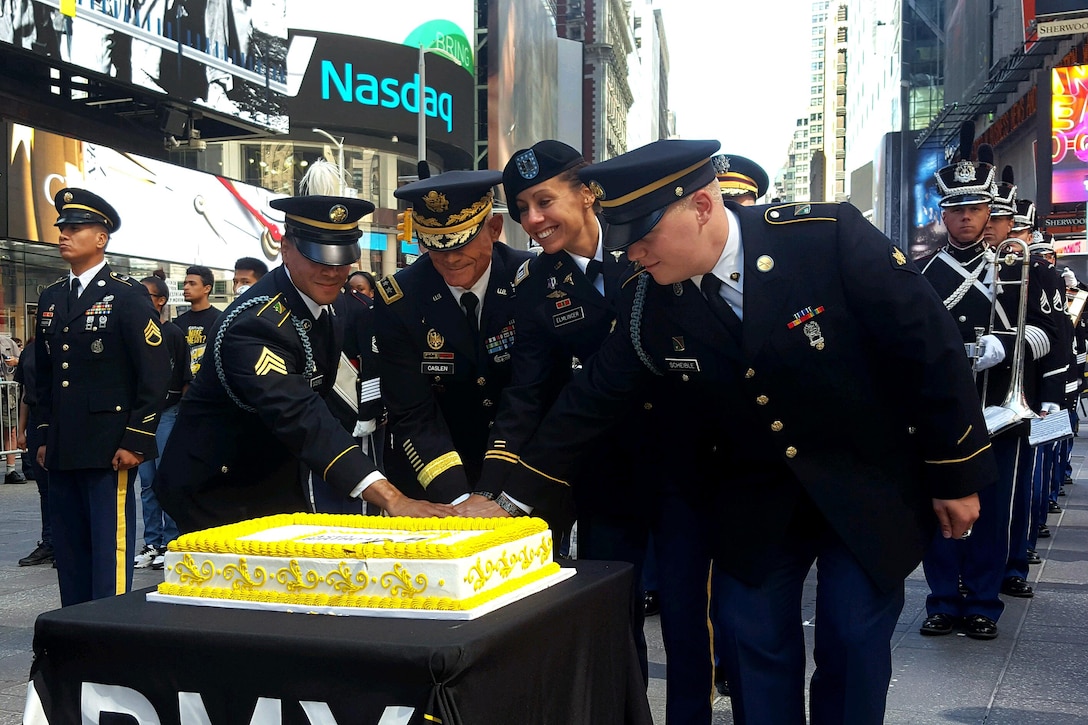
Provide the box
[700,274,742,338]
[461,292,480,342]
[585,260,603,285]
[67,278,81,313]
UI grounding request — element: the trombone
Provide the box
[980,238,1036,436]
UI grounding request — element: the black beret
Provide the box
[394,170,503,251]
[502,140,584,223]
[269,195,372,266]
[578,139,720,251]
[54,188,121,232]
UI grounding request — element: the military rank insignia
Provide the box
[143,320,163,346]
[254,347,288,376]
[891,246,907,266]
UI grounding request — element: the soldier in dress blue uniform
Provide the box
[374,171,534,504]
[458,139,996,724]
[156,196,451,533]
[33,188,171,606]
[917,147,1064,638]
[713,153,768,205]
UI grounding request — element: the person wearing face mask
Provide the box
[374,171,533,507]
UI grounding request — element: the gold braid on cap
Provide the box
[414,192,494,250]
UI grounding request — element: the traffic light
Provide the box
[396,208,414,243]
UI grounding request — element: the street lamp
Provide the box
[418,46,429,179]
[312,127,345,194]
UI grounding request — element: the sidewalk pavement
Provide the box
[2,446,1087,724]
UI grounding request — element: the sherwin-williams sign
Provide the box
[288,31,473,159]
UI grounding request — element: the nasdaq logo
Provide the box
[321,62,454,133]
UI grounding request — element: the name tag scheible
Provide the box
[665,357,701,372]
[553,307,586,327]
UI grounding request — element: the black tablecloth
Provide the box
[28,560,652,725]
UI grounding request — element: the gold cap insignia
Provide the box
[757,255,775,272]
[63,191,73,203]
[589,181,605,200]
[329,204,348,223]
[423,191,449,212]
[427,328,444,350]
[674,186,684,197]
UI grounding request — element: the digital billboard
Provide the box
[1036,0,1088,17]
[0,0,289,133]
[7,123,287,269]
[289,0,476,75]
[287,31,475,161]
[1051,64,1088,204]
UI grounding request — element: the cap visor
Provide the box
[603,208,667,252]
[295,238,361,266]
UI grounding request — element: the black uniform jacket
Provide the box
[34,265,170,470]
[156,266,379,532]
[375,242,534,503]
[501,202,998,593]
[481,244,664,521]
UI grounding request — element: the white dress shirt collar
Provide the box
[69,259,108,296]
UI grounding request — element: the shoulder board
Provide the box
[109,272,133,286]
[50,276,68,287]
[764,202,837,225]
[255,293,291,325]
[622,266,647,289]
[513,259,531,287]
[378,275,404,304]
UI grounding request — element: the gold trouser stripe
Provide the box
[925,442,991,465]
[115,468,129,596]
[956,425,973,446]
[706,566,716,707]
[323,446,356,480]
[419,452,464,488]
[516,459,569,486]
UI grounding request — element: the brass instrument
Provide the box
[981,238,1036,436]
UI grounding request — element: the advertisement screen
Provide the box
[287,31,475,160]
[0,0,289,133]
[1037,0,1088,17]
[7,124,287,270]
[1052,64,1088,203]
[289,0,475,76]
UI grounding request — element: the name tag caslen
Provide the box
[665,358,701,372]
[422,362,455,375]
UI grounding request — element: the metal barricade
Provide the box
[0,379,22,456]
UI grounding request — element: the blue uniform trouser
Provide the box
[1005,438,1037,580]
[1033,442,1056,544]
[136,404,179,548]
[1052,438,1071,502]
[652,491,714,724]
[49,467,136,607]
[924,436,1018,622]
[712,523,904,725]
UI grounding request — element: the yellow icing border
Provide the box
[157,562,562,611]
[167,514,550,561]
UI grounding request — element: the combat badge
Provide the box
[427,329,445,350]
[803,321,825,351]
[144,320,162,346]
[91,339,104,354]
[254,347,288,376]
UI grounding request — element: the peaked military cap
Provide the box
[580,138,721,251]
[395,170,503,251]
[502,140,585,223]
[713,153,769,199]
[1013,199,1036,232]
[269,195,372,266]
[54,187,121,232]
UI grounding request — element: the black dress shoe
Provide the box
[1038,524,1052,539]
[1027,549,1042,565]
[920,613,956,636]
[964,614,999,639]
[18,542,54,566]
[643,591,660,617]
[4,469,27,484]
[1058,487,1067,497]
[1064,476,1074,486]
[1049,501,1063,514]
[1001,577,1034,598]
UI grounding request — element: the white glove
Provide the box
[1040,402,1061,416]
[973,334,1006,372]
[1063,268,1079,289]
